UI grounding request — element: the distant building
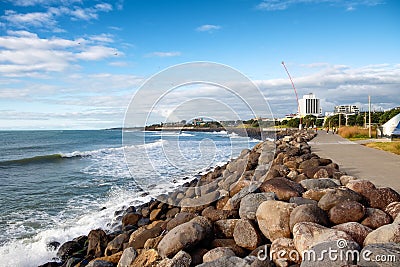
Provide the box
[298,93,322,117]
[334,105,360,114]
[381,113,400,138]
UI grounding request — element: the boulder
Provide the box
[361,208,392,229]
[128,222,163,249]
[289,204,329,231]
[270,238,301,266]
[86,260,114,267]
[105,232,130,256]
[87,229,108,258]
[256,200,297,241]
[339,175,357,186]
[299,158,320,170]
[157,250,192,267]
[117,247,137,267]
[300,178,339,190]
[122,212,140,227]
[223,184,259,210]
[166,212,196,231]
[358,243,400,267]
[143,236,163,249]
[233,219,262,250]
[214,219,239,238]
[292,222,354,254]
[56,241,82,261]
[203,247,236,262]
[158,216,212,258]
[239,192,276,220]
[332,222,372,246]
[202,206,236,222]
[328,200,366,224]
[196,256,250,267]
[89,251,123,265]
[385,202,400,220]
[210,239,247,257]
[318,187,363,211]
[302,188,334,201]
[131,249,161,267]
[289,197,318,206]
[260,177,305,201]
[364,222,400,246]
[300,240,360,267]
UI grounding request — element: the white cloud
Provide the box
[256,0,384,11]
[145,51,181,57]
[196,24,221,32]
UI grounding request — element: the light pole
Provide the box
[368,96,372,138]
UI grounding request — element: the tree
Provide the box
[287,118,300,128]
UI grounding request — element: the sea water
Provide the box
[0,130,259,266]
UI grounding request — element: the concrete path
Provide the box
[309,130,400,192]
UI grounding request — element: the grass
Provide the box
[364,142,400,155]
[338,126,376,139]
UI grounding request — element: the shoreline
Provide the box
[40,129,400,267]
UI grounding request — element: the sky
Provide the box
[0,0,399,129]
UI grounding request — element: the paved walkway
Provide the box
[309,131,400,192]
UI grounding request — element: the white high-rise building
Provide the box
[298,93,322,117]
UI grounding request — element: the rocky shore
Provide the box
[40,130,400,267]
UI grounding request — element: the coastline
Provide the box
[40,129,400,267]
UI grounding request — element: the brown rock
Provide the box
[143,236,163,249]
[214,219,239,238]
[105,232,130,256]
[339,175,357,186]
[233,219,262,250]
[166,212,196,231]
[203,247,236,262]
[190,248,209,266]
[332,222,372,245]
[256,200,297,241]
[149,209,162,221]
[270,238,301,265]
[260,177,305,201]
[128,222,163,249]
[289,204,329,231]
[165,207,180,218]
[210,239,247,257]
[385,202,400,220]
[364,222,400,245]
[299,158,320,170]
[292,222,354,254]
[87,229,108,258]
[90,251,123,265]
[202,206,236,222]
[158,216,212,258]
[302,188,334,201]
[361,208,392,229]
[131,249,161,267]
[216,196,230,210]
[313,168,329,178]
[318,187,363,211]
[122,212,140,227]
[328,200,366,224]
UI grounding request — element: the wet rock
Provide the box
[328,200,366,224]
[358,243,400,267]
[166,212,196,231]
[87,229,108,258]
[364,222,400,245]
[38,262,60,267]
[318,187,363,211]
[158,216,212,258]
[385,202,400,220]
[361,208,392,229]
[117,247,137,267]
[300,240,360,267]
[289,197,318,206]
[300,178,339,190]
[57,241,82,261]
[332,222,372,246]
[292,222,354,254]
[233,219,262,250]
[260,177,305,201]
[289,204,329,231]
[105,232,129,256]
[214,219,239,238]
[239,192,276,220]
[270,238,301,266]
[122,212,140,227]
[203,247,236,262]
[131,249,161,267]
[256,200,297,241]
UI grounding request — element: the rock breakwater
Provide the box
[40,130,400,267]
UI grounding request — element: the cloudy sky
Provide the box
[0,0,399,129]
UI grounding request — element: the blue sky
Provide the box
[0,0,399,129]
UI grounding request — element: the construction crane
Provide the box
[281,61,302,129]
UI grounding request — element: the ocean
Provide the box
[0,130,259,266]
